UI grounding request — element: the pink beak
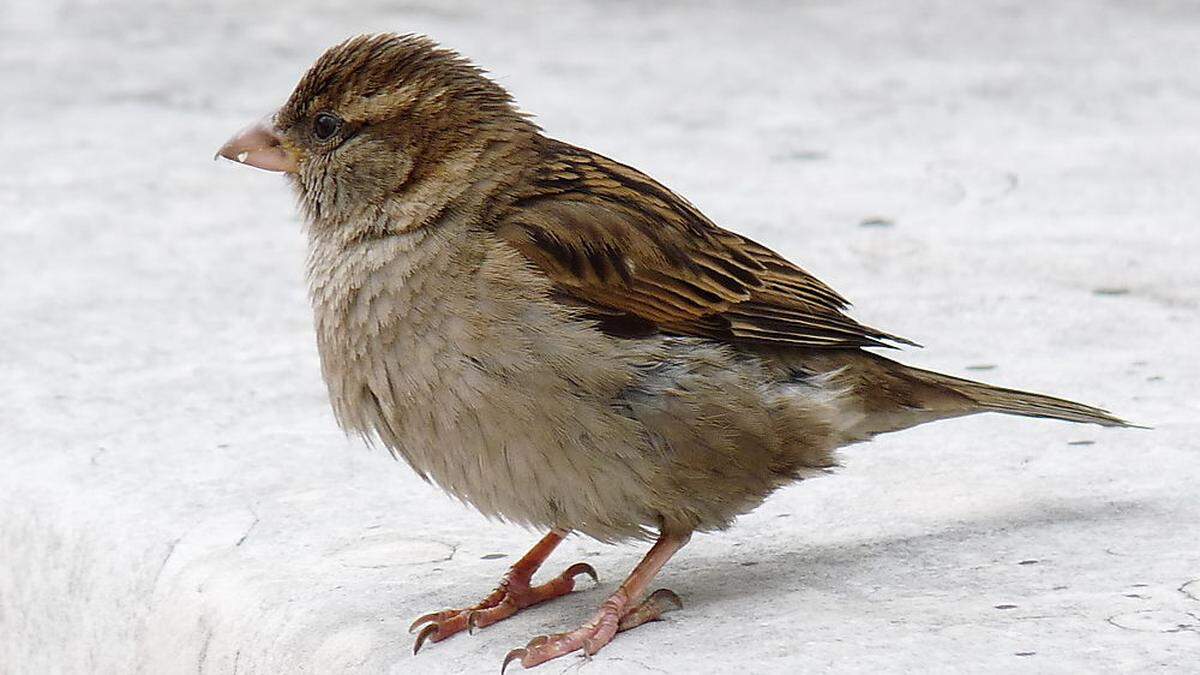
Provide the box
[216,116,299,173]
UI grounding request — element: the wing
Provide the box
[493,139,915,350]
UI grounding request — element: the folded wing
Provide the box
[494,139,915,350]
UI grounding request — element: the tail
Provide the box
[903,364,1134,428]
[796,351,1139,439]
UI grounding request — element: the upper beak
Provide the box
[216,116,299,173]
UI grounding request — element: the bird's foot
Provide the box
[502,588,682,671]
[410,561,598,653]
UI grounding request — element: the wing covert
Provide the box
[493,139,915,350]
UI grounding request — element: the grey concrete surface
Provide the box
[2,1,1197,673]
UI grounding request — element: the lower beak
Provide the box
[216,117,299,173]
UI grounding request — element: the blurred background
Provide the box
[2,1,1197,673]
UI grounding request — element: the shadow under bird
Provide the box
[218,33,1135,671]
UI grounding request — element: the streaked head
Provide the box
[218,34,534,225]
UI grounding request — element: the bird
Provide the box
[217,33,1133,671]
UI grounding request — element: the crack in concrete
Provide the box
[1106,609,1200,634]
[608,656,671,673]
[235,513,260,548]
[196,623,213,674]
[1179,578,1199,602]
[151,537,181,593]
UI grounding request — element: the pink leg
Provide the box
[410,529,597,654]
[503,531,691,671]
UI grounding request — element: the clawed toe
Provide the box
[498,583,686,670]
[410,559,598,655]
[501,648,527,674]
[498,624,607,671]
[410,606,478,653]
[618,588,682,632]
[412,622,441,655]
[563,562,599,585]
[467,610,484,634]
[409,610,452,634]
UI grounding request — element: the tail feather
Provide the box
[901,364,1136,428]
[938,377,1131,427]
[792,351,1140,439]
[787,345,1142,437]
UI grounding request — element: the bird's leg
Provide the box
[503,530,691,671]
[410,529,597,653]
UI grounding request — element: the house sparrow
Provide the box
[218,34,1131,670]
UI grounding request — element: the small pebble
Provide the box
[480,553,507,560]
[859,217,894,228]
[995,604,1018,610]
[780,150,828,161]
[1093,287,1131,296]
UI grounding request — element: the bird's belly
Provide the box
[374,353,658,539]
[310,233,843,541]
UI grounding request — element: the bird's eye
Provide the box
[312,112,342,141]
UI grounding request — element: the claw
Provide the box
[409,611,445,633]
[412,623,439,655]
[501,648,526,674]
[467,610,481,635]
[646,588,683,612]
[564,562,599,585]
[617,587,683,632]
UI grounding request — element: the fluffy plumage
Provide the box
[219,33,1132,670]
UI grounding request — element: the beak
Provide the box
[216,116,299,173]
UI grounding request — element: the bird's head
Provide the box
[218,33,535,230]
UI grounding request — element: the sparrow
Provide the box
[218,33,1132,671]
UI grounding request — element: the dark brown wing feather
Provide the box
[493,138,915,349]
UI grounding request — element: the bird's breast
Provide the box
[303,223,663,537]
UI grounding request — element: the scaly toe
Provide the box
[617,588,683,632]
[408,610,448,633]
[524,634,552,649]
